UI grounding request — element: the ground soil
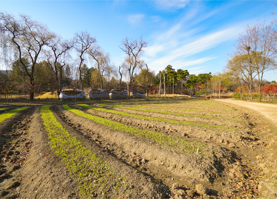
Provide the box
[0,107,80,198]
[214,99,277,198]
[94,103,248,129]
[0,98,276,198]
[51,106,169,199]
[59,104,265,198]
[73,104,258,147]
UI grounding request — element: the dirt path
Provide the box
[214,99,277,125]
[214,99,277,198]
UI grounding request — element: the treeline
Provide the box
[1,11,276,101]
[0,12,150,100]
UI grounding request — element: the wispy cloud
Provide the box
[147,25,245,72]
[112,0,126,6]
[127,14,144,25]
[155,0,190,10]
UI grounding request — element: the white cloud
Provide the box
[155,0,190,10]
[127,14,144,25]
[112,0,126,6]
[147,24,246,73]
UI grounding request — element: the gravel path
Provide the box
[214,99,277,126]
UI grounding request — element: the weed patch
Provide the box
[0,107,8,111]
[41,105,129,198]
[0,107,29,123]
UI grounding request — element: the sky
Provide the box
[0,0,276,81]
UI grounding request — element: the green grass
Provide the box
[0,107,29,123]
[78,104,233,131]
[0,107,8,111]
[64,105,206,154]
[96,103,242,122]
[41,105,129,198]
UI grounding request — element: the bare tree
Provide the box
[46,37,74,97]
[0,12,55,100]
[88,46,110,89]
[120,37,147,96]
[232,21,277,100]
[75,31,96,90]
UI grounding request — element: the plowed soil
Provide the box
[0,98,276,198]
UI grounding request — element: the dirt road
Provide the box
[214,99,277,126]
[215,98,277,198]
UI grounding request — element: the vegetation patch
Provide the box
[0,107,8,111]
[78,104,233,131]
[96,103,242,122]
[0,107,29,123]
[64,105,206,154]
[40,105,129,198]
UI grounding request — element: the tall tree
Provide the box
[176,69,189,94]
[46,37,74,97]
[120,37,147,96]
[75,31,96,90]
[88,46,110,89]
[0,12,55,100]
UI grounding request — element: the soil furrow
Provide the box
[94,103,248,129]
[74,104,258,146]
[50,105,169,198]
[58,105,243,191]
[96,103,243,123]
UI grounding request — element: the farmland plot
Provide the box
[0,99,275,198]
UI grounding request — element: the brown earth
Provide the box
[0,107,80,198]
[214,99,277,198]
[94,103,248,129]
[0,98,276,198]
[73,104,258,147]
[58,104,268,198]
[50,105,169,199]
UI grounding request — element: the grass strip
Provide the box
[0,107,8,111]
[106,103,235,114]
[64,105,206,154]
[0,107,29,123]
[41,105,129,198]
[78,104,233,131]
[96,103,242,122]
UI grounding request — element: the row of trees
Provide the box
[0,12,151,100]
[1,12,276,100]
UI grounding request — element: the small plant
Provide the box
[0,107,29,123]
[64,105,207,154]
[95,103,242,122]
[78,104,234,131]
[41,105,128,198]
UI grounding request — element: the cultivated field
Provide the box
[0,99,276,198]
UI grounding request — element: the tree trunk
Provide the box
[219,82,221,99]
[79,67,83,90]
[29,77,35,101]
[56,74,60,99]
[58,67,64,98]
[159,72,161,97]
[173,77,174,94]
[164,73,166,97]
[181,80,183,95]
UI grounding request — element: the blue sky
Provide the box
[0,0,276,81]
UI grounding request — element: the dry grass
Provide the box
[35,91,59,99]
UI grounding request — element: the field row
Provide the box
[0,100,266,198]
